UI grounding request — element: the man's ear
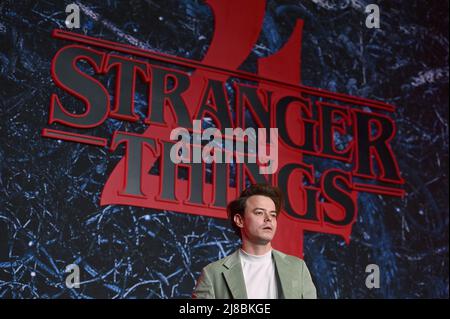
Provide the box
[234,214,244,228]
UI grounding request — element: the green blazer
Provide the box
[192,249,317,299]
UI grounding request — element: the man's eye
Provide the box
[255,211,263,215]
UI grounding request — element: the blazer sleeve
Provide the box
[301,260,317,299]
[192,267,215,299]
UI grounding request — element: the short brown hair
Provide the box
[227,184,284,238]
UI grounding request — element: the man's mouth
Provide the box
[262,226,272,231]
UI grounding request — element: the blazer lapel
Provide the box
[272,250,299,299]
[222,250,248,299]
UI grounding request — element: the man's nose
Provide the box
[264,213,272,221]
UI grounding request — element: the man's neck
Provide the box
[241,241,273,256]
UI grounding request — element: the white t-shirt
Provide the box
[239,249,278,299]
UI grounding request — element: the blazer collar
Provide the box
[222,250,248,299]
[222,249,298,299]
[272,250,299,299]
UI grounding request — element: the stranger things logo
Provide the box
[42,1,404,257]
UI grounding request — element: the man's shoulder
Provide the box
[272,249,307,266]
[201,249,309,273]
[202,250,238,273]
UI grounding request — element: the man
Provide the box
[192,184,317,299]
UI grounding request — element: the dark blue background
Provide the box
[0,0,448,298]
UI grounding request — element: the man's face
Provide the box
[234,195,278,245]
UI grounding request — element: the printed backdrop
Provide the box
[0,0,448,298]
